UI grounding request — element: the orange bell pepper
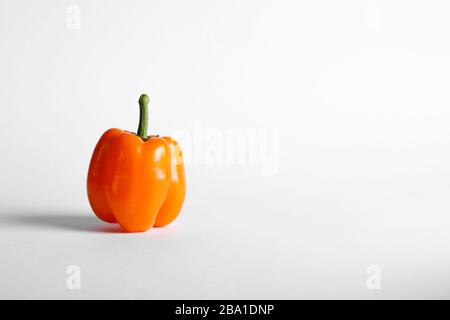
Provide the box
[87,94,186,232]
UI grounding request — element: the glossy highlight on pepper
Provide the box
[87,94,186,232]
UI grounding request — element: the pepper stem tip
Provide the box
[139,93,149,106]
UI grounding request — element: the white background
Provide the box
[1,0,450,299]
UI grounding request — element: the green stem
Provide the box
[137,94,149,140]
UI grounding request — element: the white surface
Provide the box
[1,0,450,299]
